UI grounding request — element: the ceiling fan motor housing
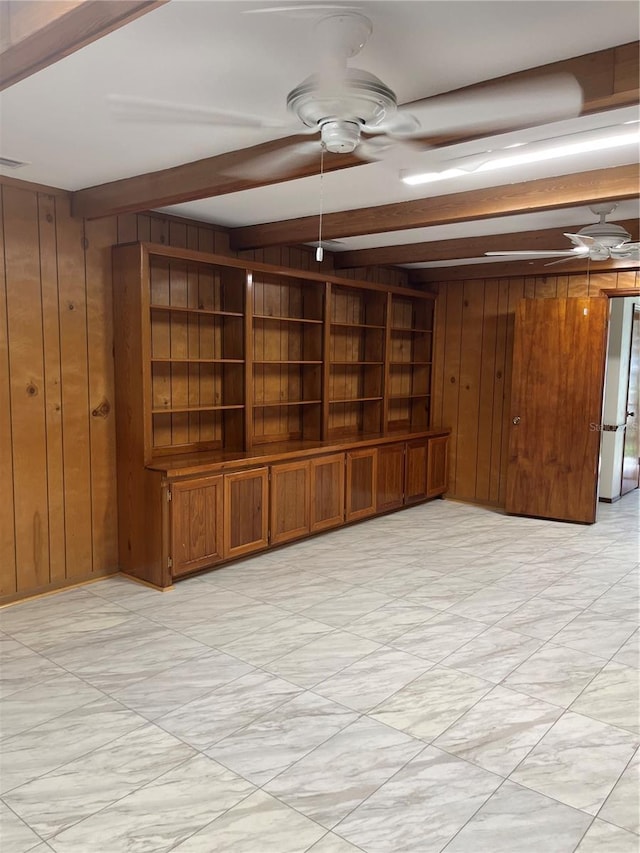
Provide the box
[287,69,398,152]
[579,221,631,248]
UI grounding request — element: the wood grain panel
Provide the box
[346,448,377,520]
[224,468,269,558]
[405,439,428,504]
[84,214,119,575]
[171,475,223,576]
[475,279,499,503]
[3,185,51,591]
[455,281,485,499]
[37,193,66,582]
[56,195,93,579]
[0,188,17,595]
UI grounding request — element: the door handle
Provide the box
[512,416,521,425]
[627,411,636,418]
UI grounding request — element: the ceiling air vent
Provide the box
[0,156,29,169]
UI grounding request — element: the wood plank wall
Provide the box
[0,178,408,602]
[431,270,640,506]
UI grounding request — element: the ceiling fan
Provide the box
[485,204,640,265]
[108,9,584,179]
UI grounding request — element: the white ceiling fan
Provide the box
[485,204,640,265]
[108,9,585,179]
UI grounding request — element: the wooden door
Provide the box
[310,453,345,532]
[346,448,377,521]
[405,439,428,504]
[270,460,310,545]
[426,435,449,498]
[170,476,224,577]
[377,443,405,512]
[621,305,640,495]
[506,297,609,524]
[224,468,269,558]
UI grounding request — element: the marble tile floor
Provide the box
[1,493,638,853]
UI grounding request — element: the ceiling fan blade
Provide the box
[220,140,321,180]
[485,250,582,258]
[107,95,290,128]
[544,256,585,268]
[243,5,361,19]
[394,73,583,138]
[564,233,595,248]
[611,242,640,259]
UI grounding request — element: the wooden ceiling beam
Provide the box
[409,256,640,283]
[333,219,639,268]
[0,0,168,91]
[229,164,640,250]
[71,41,639,220]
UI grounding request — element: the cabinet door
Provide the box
[346,448,377,521]
[310,453,345,532]
[405,439,428,504]
[170,476,224,577]
[427,435,449,498]
[270,460,310,545]
[224,468,269,559]
[377,443,405,512]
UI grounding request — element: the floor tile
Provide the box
[405,576,483,610]
[47,754,254,853]
[552,612,637,659]
[300,588,394,628]
[157,670,302,750]
[334,747,501,853]
[306,834,364,852]
[314,647,433,712]
[218,614,333,665]
[588,581,640,623]
[392,612,488,662]
[497,597,583,641]
[442,627,541,683]
[369,665,492,741]
[599,750,639,835]
[107,650,253,720]
[574,819,639,852]
[540,576,613,609]
[0,646,66,699]
[4,724,195,839]
[344,600,437,643]
[511,711,640,814]
[206,692,357,785]
[264,631,380,689]
[0,800,43,853]
[442,780,591,852]
[0,673,103,740]
[265,716,423,828]
[434,685,562,775]
[447,585,531,625]
[571,661,640,733]
[0,698,146,795]
[181,602,290,647]
[170,789,324,852]
[503,644,606,707]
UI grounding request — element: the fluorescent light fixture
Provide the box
[402,128,640,186]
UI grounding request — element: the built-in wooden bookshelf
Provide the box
[112,243,448,589]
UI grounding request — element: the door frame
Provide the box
[599,288,640,502]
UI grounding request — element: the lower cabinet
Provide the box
[170,475,224,577]
[270,460,311,545]
[224,468,269,559]
[346,447,378,521]
[427,434,449,497]
[377,442,405,512]
[405,438,429,504]
[163,434,448,585]
[310,453,345,532]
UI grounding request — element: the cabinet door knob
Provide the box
[512,416,521,425]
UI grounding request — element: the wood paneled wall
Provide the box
[431,270,640,506]
[0,178,407,602]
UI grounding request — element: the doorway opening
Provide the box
[598,294,640,505]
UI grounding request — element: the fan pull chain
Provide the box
[316,146,325,262]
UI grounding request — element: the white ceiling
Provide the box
[1,0,639,268]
